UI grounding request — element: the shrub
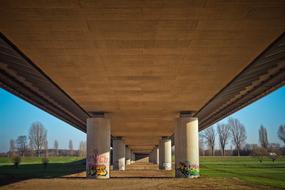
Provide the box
[11,155,21,167]
[250,147,267,163]
[268,151,280,163]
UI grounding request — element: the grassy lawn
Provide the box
[0,156,83,166]
[200,156,285,189]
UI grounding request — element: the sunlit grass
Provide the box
[0,156,83,166]
[200,156,285,188]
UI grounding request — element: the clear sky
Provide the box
[0,86,285,152]
[0,88,86,152]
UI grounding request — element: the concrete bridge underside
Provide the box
[0,0,285,178]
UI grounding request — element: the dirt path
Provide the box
[1,177,275,190]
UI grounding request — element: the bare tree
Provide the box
[251,146,267,163]
[79,141,86,157]
[44,140,48,157]
[199,134,205,156]
[9,139,16,157]
[69,140,73,156]
[278,124,285,144]
[16,136,27,157]
[217,123,230,156]
[29,139,35,156]
[29,122,47,157]
[202,127,216,156]
[259,125,269,149]
[228,118,247,156]
[54,140,59,156]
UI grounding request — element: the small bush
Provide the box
[11,155,21,167]
[42,157,49,168]
[268,152,280,163]
[250,147,267,163]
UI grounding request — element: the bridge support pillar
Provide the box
[175,114,199,178]
[131,152,135,163]
[149,149,154,163]
[130,151,134,163]
[154,145,159,165]
[86,115,110,179]
[125,146,131,165]
[112,137,126,170]
[159,137,172,170]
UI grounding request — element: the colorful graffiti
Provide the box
[96,154,108,164]
[87,163,97,176]
[87,149,109,177]
[176,161,199,177]
[163,162,171,169]
[95,165,108,176]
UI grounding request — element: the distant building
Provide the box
[244,144,258,151]
[269,143,280,149]
[3,149,81,157]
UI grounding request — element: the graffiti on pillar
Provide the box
[95,165,108,176]
[95,153,108,176]
[96,154,109,164]
[87,149,109,177]
[163,162,171,169]
[176,161,199,177]
[87,150,96,176]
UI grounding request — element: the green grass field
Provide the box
[0,156,285,189]
[200,156,285,189]
[0,156,83,166]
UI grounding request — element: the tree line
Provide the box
[9,122,86,157]
[200,117,285,157]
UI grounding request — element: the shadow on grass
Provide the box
[0,159,86,187]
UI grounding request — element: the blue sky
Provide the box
[0,88,86,152]
[0,86,285,152]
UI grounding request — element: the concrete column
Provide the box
[159,137,172,170]
[154,145,159,165]
[175,114,199,178]
[125,146,131,165]
[149,150,153,163]
[130,151,134,164]
[131,152,135,163]
[86,115,111,179]
[112,137,126,170]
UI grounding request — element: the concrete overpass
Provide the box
[0,0,285,179]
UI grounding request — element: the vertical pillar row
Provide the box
[131,152,136,163]
[150,147,155,164]
[126,146,131,165]
[149,149,153,163]
[112,137,126,170]
[130,151,134,163]
[154,145,159,165]
[86,116,111,179]
[159,137,172,170]
[175,115,199,178]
